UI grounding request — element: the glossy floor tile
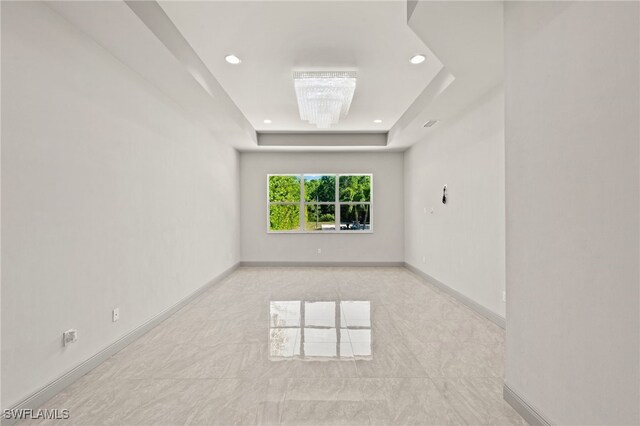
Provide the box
[23,267,525,425]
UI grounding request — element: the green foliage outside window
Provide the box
[269,175,300,202]
[305,204,336,231]
[340,204,370,229]
[304,175,335,202]
[269,205,300,231]
[304,175,336,231]
[339,176,371,229]
[268,174,371,232]
[339,175,370,202]
[268,176,300,231]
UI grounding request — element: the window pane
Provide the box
[339,175,371,202]
[339,204,371,231]
[269,175,300,202]
[304,175,336,202]
[305,204,336,231]
[269,204,300,231]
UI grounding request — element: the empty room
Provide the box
[1,1,638,425]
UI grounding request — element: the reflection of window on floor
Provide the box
[269,300,372,360]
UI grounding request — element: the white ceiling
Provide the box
[159,1,443,132]
[389,1,504,150]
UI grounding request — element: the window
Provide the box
[267,174,372,233]
[338,175,372,231]
[304,175,336,231]
[268,175,300,231]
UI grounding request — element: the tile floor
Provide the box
[24,267,525,425]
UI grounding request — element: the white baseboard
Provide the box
[1,262,239,426]
[503,383,553,426]
[239,261,404,267]
[404,262,505,329]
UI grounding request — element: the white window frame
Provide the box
[266,173,373,234]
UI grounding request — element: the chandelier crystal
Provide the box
[293,71,357,129]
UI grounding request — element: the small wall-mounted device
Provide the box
[63,329,78,346]
[442,185,447,204]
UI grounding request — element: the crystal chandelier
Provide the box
[293,71,357,129]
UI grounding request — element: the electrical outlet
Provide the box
[63,329,78,346]
[112,308,120,322]
[317,248,322,255]
[502,291,507,302]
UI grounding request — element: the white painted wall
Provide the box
[240,152,403,263]
[404,86,506,318]
[1,2,240,408]
[504,2,639,424]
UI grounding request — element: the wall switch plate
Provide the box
[63,329,78,346]
[112,308,120,322]
[502,291,507,302]
[317,248,322,254]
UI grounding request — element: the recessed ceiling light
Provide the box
[263,119,272,124]
[373,119,383,124]
[224,54,241,65]
[409,54,426,65]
